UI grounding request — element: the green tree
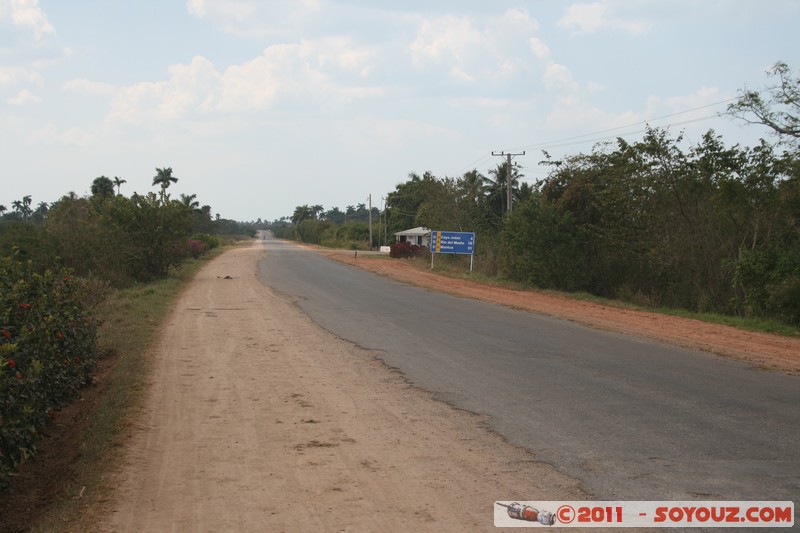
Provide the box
[483,162,524,224]
[292,205,314,225]
[31,201,49,224]
[11,196,32,222]
[91,176,115,198]
[310,204,324,219]
[727,61,800,145]
[385,172,440,234]
[502,193,589,291]
[324,206,345,223]
[113,176,127,196]
[180,193,200,210]
[152,167,178,202]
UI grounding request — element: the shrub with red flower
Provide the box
[0,256,99,489]
[187,239,206,259]
[389,241,422,259]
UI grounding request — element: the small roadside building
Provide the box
[394,227,431,247]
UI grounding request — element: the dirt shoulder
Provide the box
[322,250,800,375]
[80,241,585,532]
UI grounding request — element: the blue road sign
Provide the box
[430,231,475,255]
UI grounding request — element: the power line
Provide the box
[452,97,737,178]
[529,113,721,151]
[510,97,738,152]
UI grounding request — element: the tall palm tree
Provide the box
[113,176,127,196]
[460,169,486,206]
[310,204,324,219]
[180,193,200,210]
[292,205,313,224]
[152,167,178,201]
[12,195,33,222]
[0,205,6,217]
[483,162,523,217]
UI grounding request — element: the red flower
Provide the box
[7,358,14,369]
[56,331,64,339]
[0,329,10,338]
[15,372,23,380]
[18,303,32,309]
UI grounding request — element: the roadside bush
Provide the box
[190,233,220,251]
[0,257,99,489]
[390,242,421,258]
[187,239,205,259]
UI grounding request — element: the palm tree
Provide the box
[310,204,324,219]
[152,167,178,201]
[12,195,33,222]
[180,193,200,210]
[292,205,313,224]
[0,205,6,217]
[113,176,127,196]
[460,169,486,206]
[30,201,50,224]
[484,162,523,217]
[91,176,115,197]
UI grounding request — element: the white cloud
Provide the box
[7,88,39,105]
[184,0,320,38]
[587,81,604,93]
[62,79,116,96]
[28,123,94,146]
[313,36,376,76]
[558,1,651,35]
[186,0,206,17]
[185,0,256,22]
[409,15,481,68]
[104,40,382,124]
[546,96,623,133]
[108,56,220,123]
[529,38,551,60]
[543,63,579,93]
[642,86,727,124]
[447,97,509,109]
[409,9,543,84]
[0,65,41,86]
[2,0,55,39]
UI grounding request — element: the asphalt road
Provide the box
[256,237,799,508]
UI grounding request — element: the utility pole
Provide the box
[382,196,387,247]
[491,150,525,215]
[368,194,373,250]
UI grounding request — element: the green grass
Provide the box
[31,247,229,531]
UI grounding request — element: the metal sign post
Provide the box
[429,230,476,272]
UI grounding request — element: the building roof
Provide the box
[393,226,431,236]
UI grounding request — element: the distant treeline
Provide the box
[1,170,256,286]
[273,62,800,325]
[278,127,799,325]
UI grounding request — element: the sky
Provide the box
[2,0,799,222]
